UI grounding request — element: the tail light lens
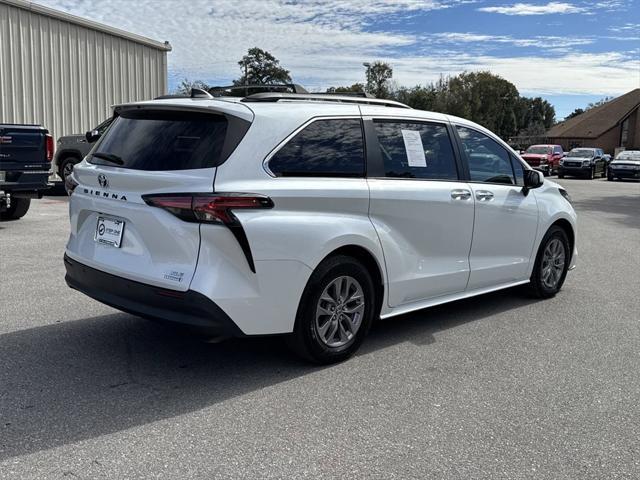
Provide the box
[142,193,274,273]
[45,134,54,162]
[142,193,273,224]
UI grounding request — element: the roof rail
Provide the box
[209,84,308,96]
[316,91,374,98]
[241,92,411,109]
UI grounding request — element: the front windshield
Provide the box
[616,151,640,161]
[526,146,551,154]
[567,150,593,158]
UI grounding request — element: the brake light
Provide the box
[142,193,274,273]
[45,134,54,161]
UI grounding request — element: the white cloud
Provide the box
[35,0,640,97]
[478,2,586,15]
[428,32,594,48]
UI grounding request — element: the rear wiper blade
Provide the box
[92,152,124,165]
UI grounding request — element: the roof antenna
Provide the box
[190,88,213,99]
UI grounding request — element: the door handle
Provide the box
[451,189,471,200]
[475,190,494,201]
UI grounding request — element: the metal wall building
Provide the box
[0,0,171,140]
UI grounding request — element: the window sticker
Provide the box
[401,129,427,167]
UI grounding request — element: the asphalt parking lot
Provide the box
[1,178,639,479]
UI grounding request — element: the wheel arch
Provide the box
[550,218,575,260]
[320,245,385,319]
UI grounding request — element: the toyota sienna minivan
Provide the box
[64,89,577,363]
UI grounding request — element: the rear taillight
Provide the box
[142,193,273,224]
[142,193,274,273]
[45,134,54,162]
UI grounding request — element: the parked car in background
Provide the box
[558,148,606,179]
[521,144,564,176]
[54,117,113,182]
[63,90,577,364]
[0,123,53,220]
[608,150,640,181]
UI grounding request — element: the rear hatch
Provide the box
[66,102,253,291]
[0,124,52,190]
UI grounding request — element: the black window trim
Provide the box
[262,115,366,178]
[452,123,523,187]
[363,116,464,183]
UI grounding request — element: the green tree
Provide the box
[565,108,585,120]
[234,47,291,86]
[587,97,613,109]
[326,83,365,94]
[389,71,555,141]
[365,61,393,98]
[175,78,210,95]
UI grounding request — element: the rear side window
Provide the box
[89,110,242,171]
[373,120,458,180]
[268,119,364,177]
[456,126,515,185]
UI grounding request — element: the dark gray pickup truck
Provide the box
[0,124,53,220]
[53,117,113,182]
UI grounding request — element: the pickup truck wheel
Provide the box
[0,198,31,220]
[59,157,78,181]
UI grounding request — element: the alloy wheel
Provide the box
[62,161,74,180]
[315,275,365,348]
[541,238,566,289]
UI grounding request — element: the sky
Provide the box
[39,0,640,119]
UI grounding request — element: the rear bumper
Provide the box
[64,254,244,338]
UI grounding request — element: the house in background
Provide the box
[547,88,640,155]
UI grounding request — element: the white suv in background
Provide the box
[64,90,577,363]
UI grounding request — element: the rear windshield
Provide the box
[89,110,231,171]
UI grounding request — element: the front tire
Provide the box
[0,198,31,220]
[288,255,376,364]
[528,226,570,299]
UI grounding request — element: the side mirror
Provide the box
[85,129,100,143]
[523,169,543,195]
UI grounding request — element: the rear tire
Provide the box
[287,255,376,364]
[528,226,570,299]
[0,198,31,220]
[607,172,614,181]
[59,157,78,182]
[558,173,564,179]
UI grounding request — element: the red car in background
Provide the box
[521,144,564,176]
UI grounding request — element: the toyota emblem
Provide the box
[97,174,108,188]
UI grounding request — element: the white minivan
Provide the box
[64,90,577,363]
